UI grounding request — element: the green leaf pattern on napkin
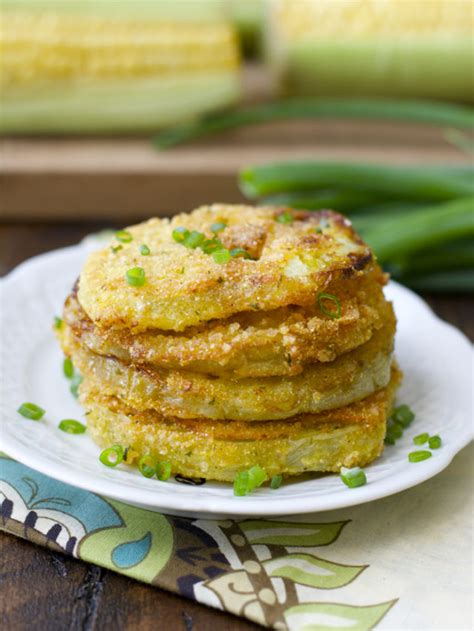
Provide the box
[239,519,348,546]
[264,553,367,589]
[284,601,397,631]
[79,499,173,582]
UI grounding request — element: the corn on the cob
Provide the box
[0,1,241,133]
[266,0,474,102]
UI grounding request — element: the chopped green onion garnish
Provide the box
[408,450,432,463]
[115,230,132,243]
[111,245,123,254]
[138,455,157,478]
[212,249,231,264]
[156,461,172,481]
[233,465,267,496]
[248,465,267,488]
[63,357,74,379]
[58,419,86,434]
[389,421,404,439]
[392,404,415,427]
[201,238,223,254]
[413,432,429,445]
[211,222,227,234]
[276,210,293,224]
[230,248,252,259]
[340,466,367,488]
[234,470,250,496]
[17,402,45,421]
[429,435,442,449]
[385,417,405,444]
[99,445,125,467]
[172,227,189,243]
[270,474,283,490]
[54,316,63,330]
[70,373,83,398]
[140,244,151,256]
[126,267,146,287]
[183,230,206,249]
[318,293,342,319]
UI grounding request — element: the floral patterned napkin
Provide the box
[0,446,472,630]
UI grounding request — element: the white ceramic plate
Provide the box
[1,240,472,518]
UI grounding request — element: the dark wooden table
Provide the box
[1,222,472,631]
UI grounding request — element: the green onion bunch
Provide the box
[153,99,474,149]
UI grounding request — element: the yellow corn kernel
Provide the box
[274,0,473,40]
[1,13,239,89]
[267,0,474,101]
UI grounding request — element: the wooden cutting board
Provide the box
[0,67,469,221]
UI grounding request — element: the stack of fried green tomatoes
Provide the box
[57,204,401,484]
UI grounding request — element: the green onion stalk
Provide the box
[399,269,474,293]
[356,197,474,264]
[383,239,474,277]
[239,161,474,201]
[153,99,474,149]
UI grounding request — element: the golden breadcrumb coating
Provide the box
[78,205,373,332]
[81,365,402,481]
[58,308,395,421]
[66,263,390,377]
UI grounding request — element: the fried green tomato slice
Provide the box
[81,365,402,482]
[78,205,373,333]
[66,264,391,377]
[59,310,395,422]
